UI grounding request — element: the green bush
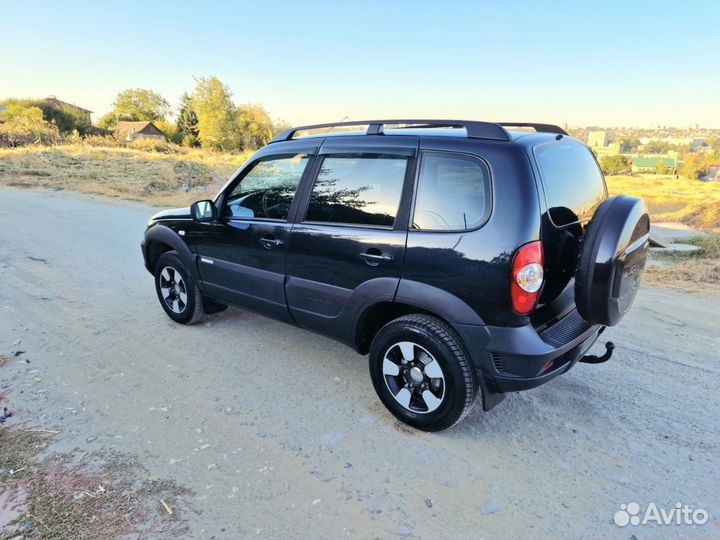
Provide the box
[599,154,631,175]
[0,98,91,135]
[0,106,61,147]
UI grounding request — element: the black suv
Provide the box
[141,120,649,431]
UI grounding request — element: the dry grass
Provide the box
[606,175,720,229]
[645,259,720,293]
[654,201,720,231]
[0,426,189,540]
[606,176,720,290]
[0,144,253,207]
[644,236,720,294]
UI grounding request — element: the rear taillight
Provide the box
[510,241,544,315]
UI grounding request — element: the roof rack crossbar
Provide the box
[270,119,512,143]
[498,122,569,136]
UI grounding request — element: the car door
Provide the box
[285,135,418,342]
[193,142,319,322]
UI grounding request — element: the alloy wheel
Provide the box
[382,341,445,414]
[159,266,187,314]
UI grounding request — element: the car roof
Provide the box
[282,127,572,147]
[270,120,569,146]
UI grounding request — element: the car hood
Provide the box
[150,207,191,221]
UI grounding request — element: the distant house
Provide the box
[0,104,6,123]
[631,156,676,173]
[44,95,92,124]
[116,121,165,141]
[702,162,720,182]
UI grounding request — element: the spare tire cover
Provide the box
[575,195,650,326]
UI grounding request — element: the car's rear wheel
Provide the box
[154,251,204,325]
[369,314,477,431]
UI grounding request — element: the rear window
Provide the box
[534,143,607,226]
[412,152,490,231]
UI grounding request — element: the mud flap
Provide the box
[478,371,506,411]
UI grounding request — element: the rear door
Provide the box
[533,140,609,302]
[285,136,418,341]
[193,142,319,322]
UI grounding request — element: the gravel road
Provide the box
[1,187,718,540]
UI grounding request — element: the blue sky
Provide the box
[2,0,718,127]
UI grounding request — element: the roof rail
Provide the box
[498,122,569,136]
[269,119,512,143]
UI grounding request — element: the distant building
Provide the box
[587,131,608,148]
[631,156,676,173]
[690,138,707,151]
[0,104,6,123]
[593,142,621,156]
[702,162,720,182]
[44,95,93,124]
[116,121,165,141]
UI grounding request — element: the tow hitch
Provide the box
[580,341,615,364]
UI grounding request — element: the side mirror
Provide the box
[191,200,218,222]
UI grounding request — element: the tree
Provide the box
[98,89,170,131]
[236,104,274,150]
[153,119,180,143]
[681,153,710,180]
[176,92,199,147]
[97,112,118,131]
[273,119,292,135]
[644,141,673,154]
[190,77,236,151]
[620,138,640,153]
[599,154,631,175]
[100,88,171,131]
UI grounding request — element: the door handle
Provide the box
[359,252,394,266]
[259,237,285,250]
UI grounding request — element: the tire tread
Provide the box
[372,314,477,430]
[155,251,205,325]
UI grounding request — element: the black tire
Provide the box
[369,314,477,432]
[575,195,650,326]
[154,251,205,325]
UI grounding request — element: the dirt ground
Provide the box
[1,187,718,540]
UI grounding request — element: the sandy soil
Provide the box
[1,187,718,539]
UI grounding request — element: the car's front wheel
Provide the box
[369,314,478,431]
[154,251,204,325]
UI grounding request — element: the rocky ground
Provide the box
[1,187,718,539]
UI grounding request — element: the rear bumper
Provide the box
[455,309,604,393]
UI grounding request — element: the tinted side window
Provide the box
[412,153,490,230]
[534,143,607,226]
[225,154,309,220]
[305,154,407,227]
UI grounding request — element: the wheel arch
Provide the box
[144,225,198,279]
[357,298,506,413]
[355,280,486,354]
[356,301,461,355]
